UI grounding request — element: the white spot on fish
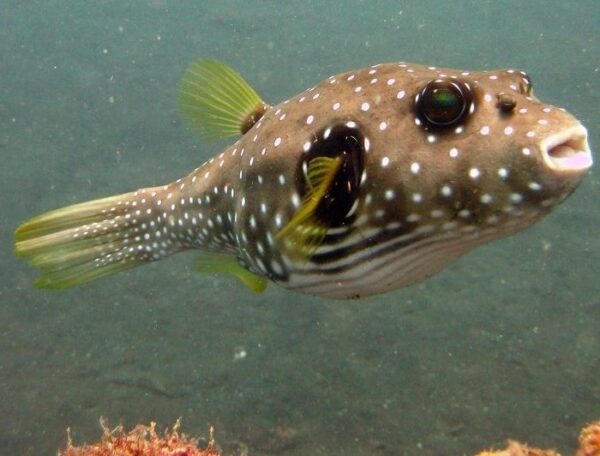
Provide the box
[469,167,481,179]
[510,193,523,203]
[441,185,452,197]
[480,193,493,204]
[498,168,509,179]
[291,192,300,208]
[364,137,370,152]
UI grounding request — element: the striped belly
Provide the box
[281,227,506,299]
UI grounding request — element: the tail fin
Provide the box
[15,190,167,289]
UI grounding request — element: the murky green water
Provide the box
[1,1,598,454]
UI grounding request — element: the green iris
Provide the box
[432,89,459,109]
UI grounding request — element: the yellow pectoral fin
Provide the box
[276,155,343,261]
[195,253,267,293]
[179,59,269,140]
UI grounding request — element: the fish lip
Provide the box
[540,125,593,173]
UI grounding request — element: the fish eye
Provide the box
[416,79,471,128]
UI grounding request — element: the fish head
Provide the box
[357,63,593,237]
[435,68,593,201]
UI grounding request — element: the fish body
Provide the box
[15,60,593,299]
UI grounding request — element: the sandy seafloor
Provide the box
[0,1,598,454]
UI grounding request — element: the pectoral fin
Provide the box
[195,253,267,293]
[276,155,343,261]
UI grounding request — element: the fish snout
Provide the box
[540,125,593,175]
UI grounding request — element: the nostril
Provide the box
[496,92,517,113]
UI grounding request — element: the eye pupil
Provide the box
[417,80,471,128]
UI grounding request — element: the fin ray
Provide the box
[195,253,267,293]
[15,192,161,289]
[179,59,268,140]
[276,156,344,261]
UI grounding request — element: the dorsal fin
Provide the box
[276,156,344,261]
[179,59,269,140]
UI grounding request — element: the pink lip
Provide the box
[541,125,593,172]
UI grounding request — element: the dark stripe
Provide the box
[309,222,419,265]
[292,229,487,293]
[303,226,432,276]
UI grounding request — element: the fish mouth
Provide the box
[541,125,593,173]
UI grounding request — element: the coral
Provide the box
[576,421,600,456]
[475,439,560,456]
[476,420,600,456]
[58,419,219,456]
[57,418,600,455]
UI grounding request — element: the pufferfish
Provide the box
[14,59,593,299]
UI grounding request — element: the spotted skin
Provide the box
[15,61,593,299]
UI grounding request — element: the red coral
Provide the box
[59,419,219,456]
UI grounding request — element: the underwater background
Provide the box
[1,1,598,454]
